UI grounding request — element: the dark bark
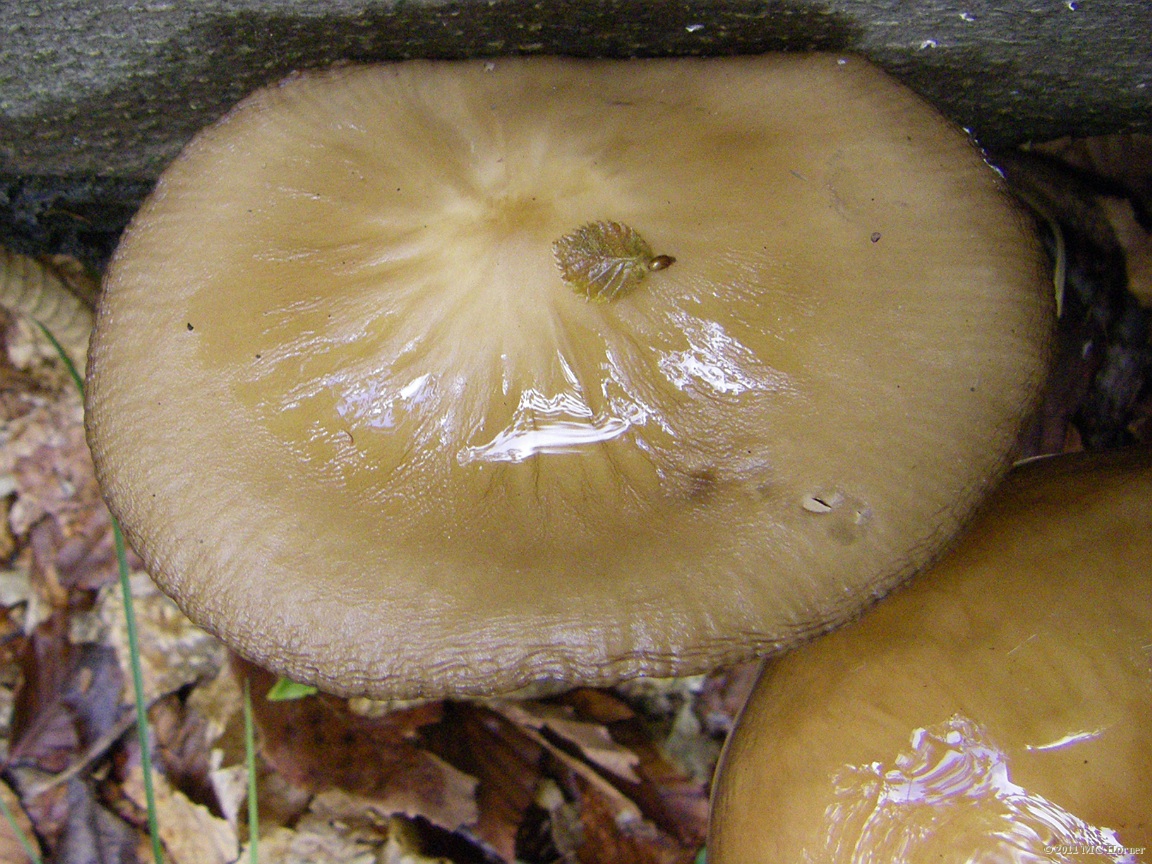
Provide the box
[1,0,1149,178]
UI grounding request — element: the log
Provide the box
[0,0,1149,178]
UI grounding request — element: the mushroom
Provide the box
[85,55,1053,699]
[1,246,95,374]
[708,447,1152,862]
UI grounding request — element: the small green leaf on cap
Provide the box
[552,221,673,302]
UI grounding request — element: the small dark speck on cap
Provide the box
[870,232,881,243]
[187,322,194,331]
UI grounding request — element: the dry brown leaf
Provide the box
[0,378,80,448]
[561,689,636,725]
[0,566,33,613]
[57,777,140,864]
[0,497,16,562]
[605,734,708,852]
[381,815,454,864]
[513,715,643,828]
[421,702,545,861]
[241,800,449,864]
[122,764,238,864]
[98,573,226,704]
[207,752,248,828]
[244,823,379,864]
[0,321,39,397]
[1032,134,1152,308]
[659,698,720,788]
[307,778,479,850]
[5,392,89,538]
[1037,134,1152,215]
[8,615,123,774]
[1100,196,1152,305]
[148,692,218,814]
[12,778,68,859]
[186,655,243,748]
[189,661,315,833]
[239,659,479,834]
[508,686,713,855]
[493,700,641,784]
[558,767,692,864]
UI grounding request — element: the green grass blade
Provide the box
[0,785,42,864]
[243,677,259,864]
[114,521,165,864]
[33,321,85,395]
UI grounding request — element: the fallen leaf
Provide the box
[98,573,226,704]
[1100,196,1152,305]
[510,714,643,828]
[552,221,665,301]
[121,764,238,864]
[238,659,479,834]
[530,777,583,862]
[422,702,545,861]
[185,656,243,749]
[0,496,15,562]
[8,615,123,774]
[149,692,218,814]
[57,777,139,864]
[208,750,248,829]
[243,817,380,864]
[493,699,640,783]
[601,720,709,851]
[1036,134,1152,220]
[187,659,314,834]
[240,795,450,864]
[381,814,454,864]
[8,399,94,539]
[558,767,691,864]
[658,697,720,789]
[12,778,69,859]
[562,689,636,724]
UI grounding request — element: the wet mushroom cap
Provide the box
[708,448,1152,862]
[85,55,1052,699]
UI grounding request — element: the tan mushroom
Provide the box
[708,447,1152,862]
[1,246,95,374]
[85,55,1052,699]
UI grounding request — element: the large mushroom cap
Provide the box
[708,447,1152,862]
[86,55,1052,699]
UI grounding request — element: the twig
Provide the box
[23,708,139,799]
